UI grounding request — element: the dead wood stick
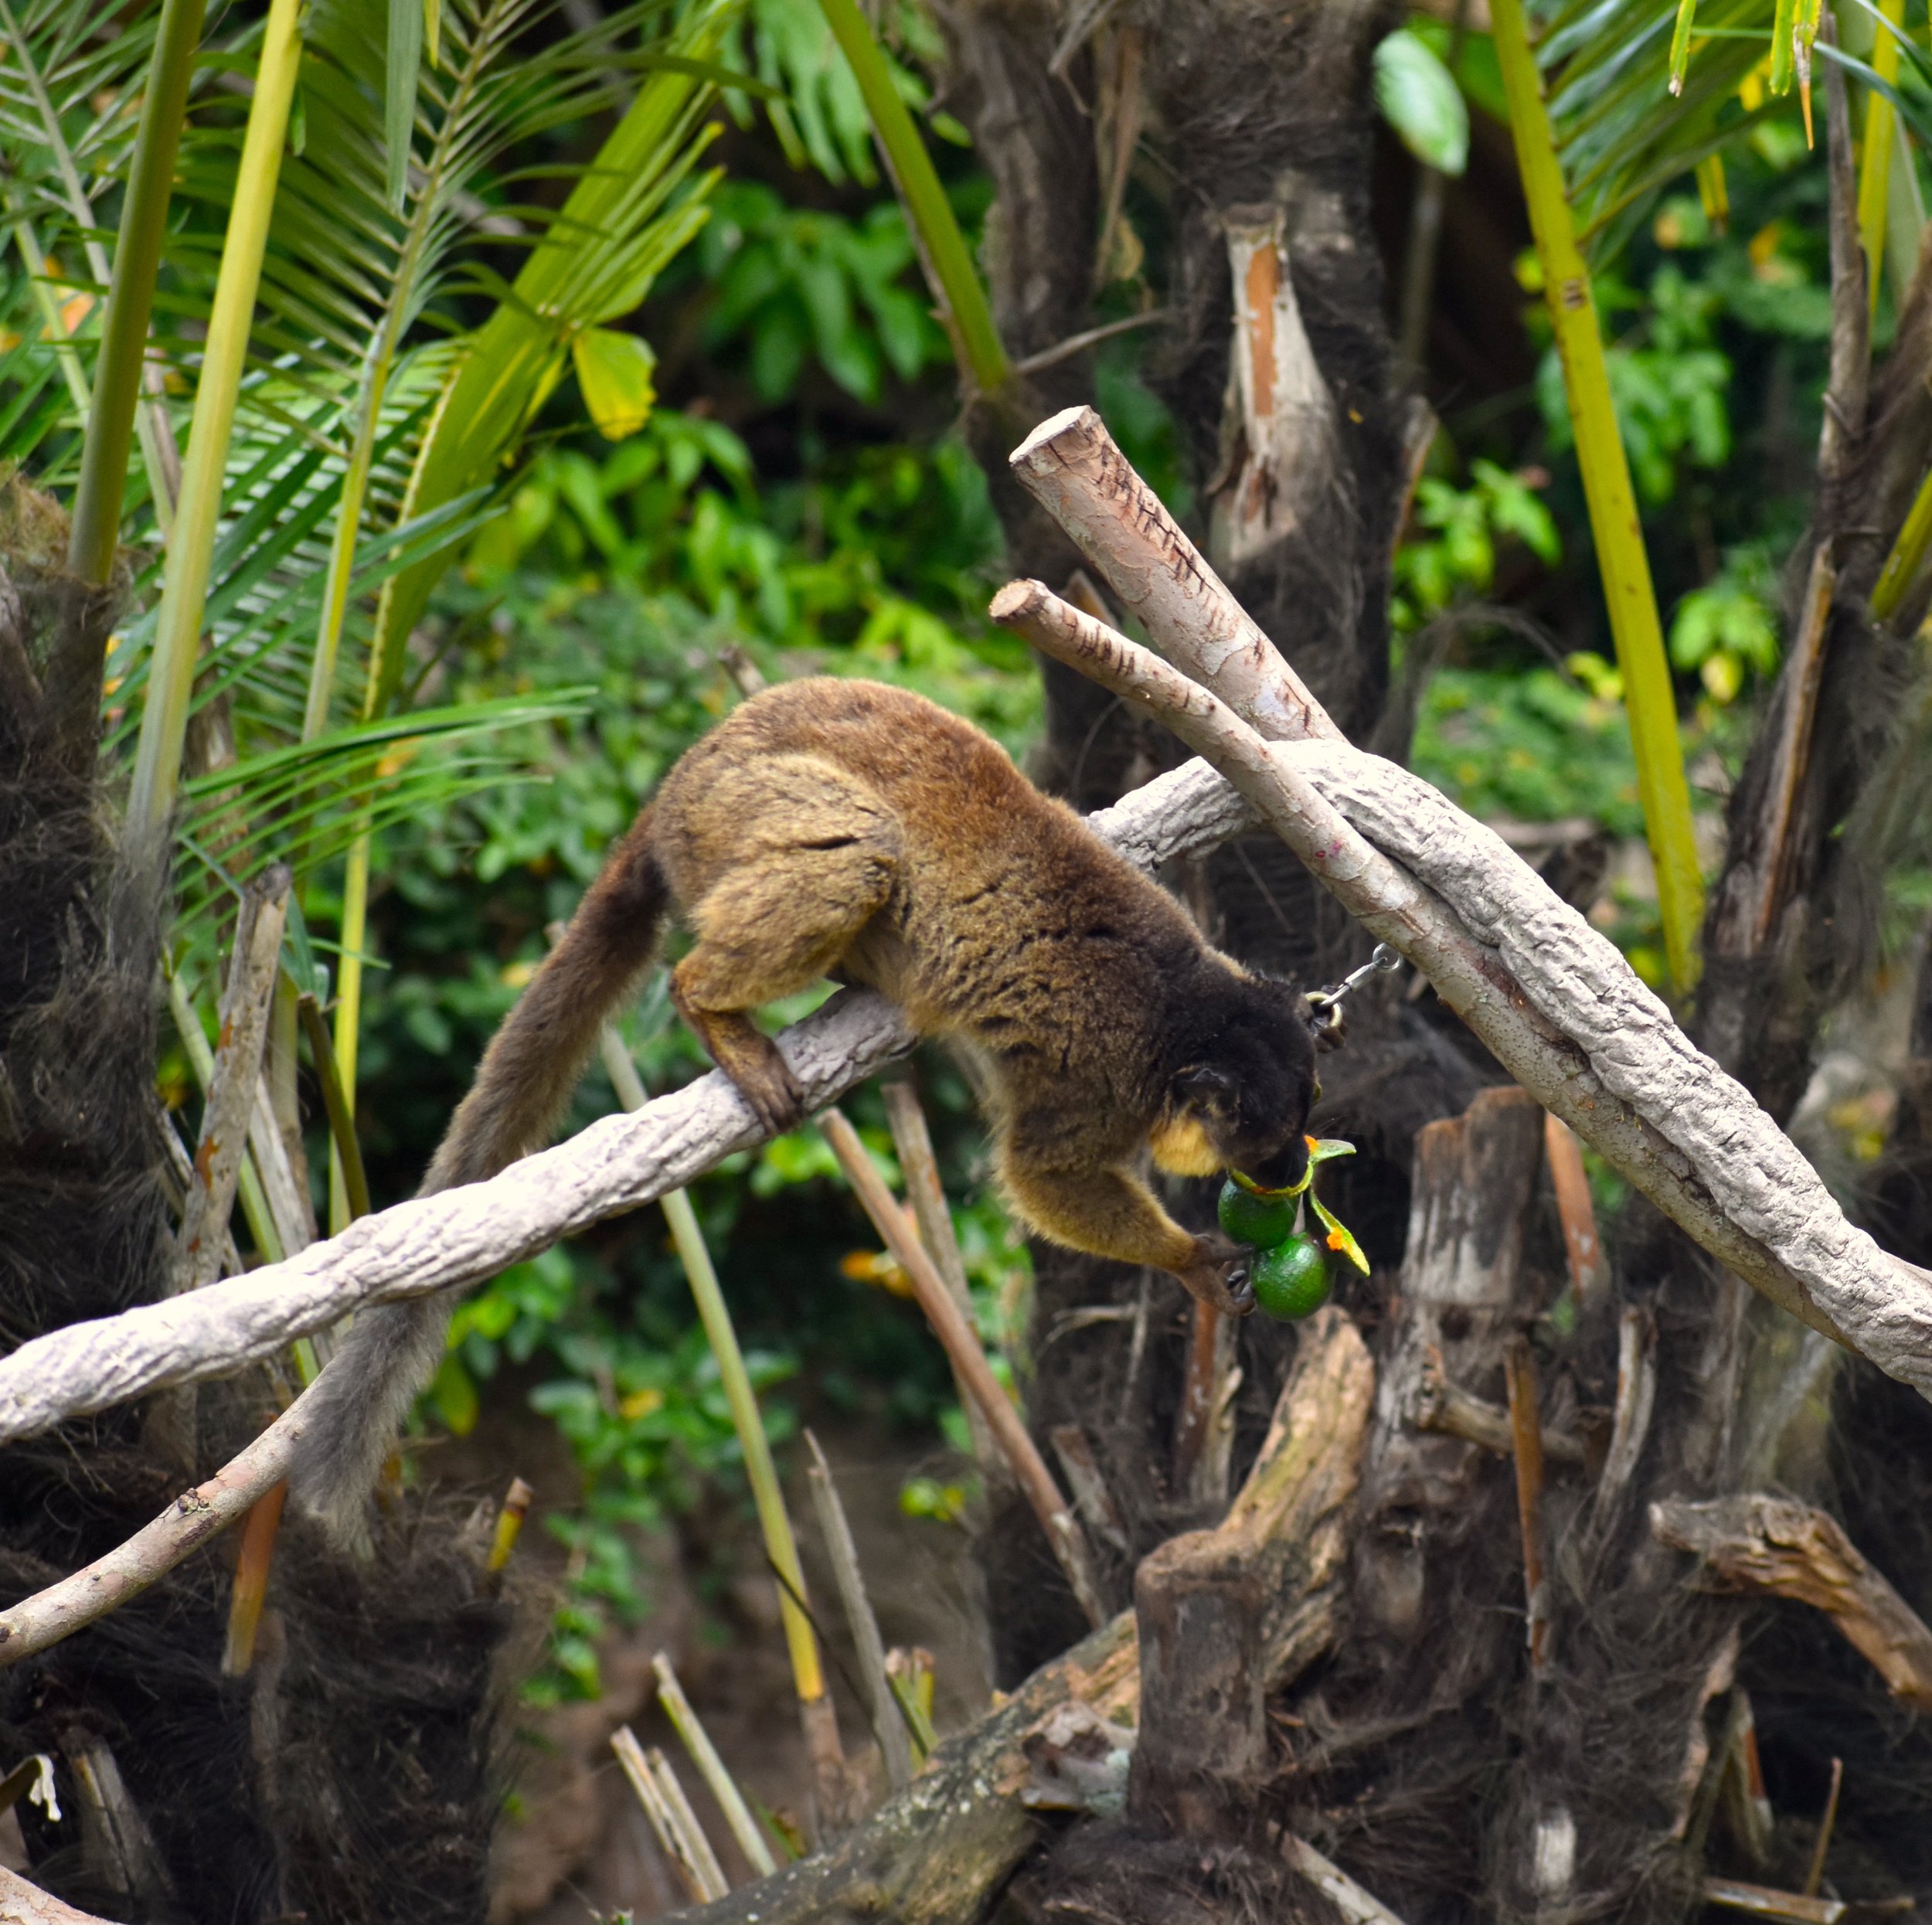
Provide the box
[0,1867,117,1925]
[1651,1494,1932,1711]
[1410,1350,1583,1465]
[1049,1426,1130,1555]
[1009,405,1344,744]
[1702,1876,1861,1925]
[818,1108,1107,1629]
[1543,1111,1608,1305]
[1587,1306,1658,1551]
[1803,1756,1842,1898]
[1281,1834,1413,1925]
[173,866,290,1294]
[1171,1301,1219,1495]
[0,760,1250,1449]
[1714,538,1838,964]
[804,1430,915,1795]
[0,1396,309,1663]
[987,575,1932,1398]
[1504,1336,1550,1674]
[879,1077,1004,1482]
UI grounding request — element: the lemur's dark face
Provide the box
[1152,974,1318,1192]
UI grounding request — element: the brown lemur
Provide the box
[289,678,1318,1542]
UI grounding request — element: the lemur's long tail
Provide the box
[288,813,671,1548]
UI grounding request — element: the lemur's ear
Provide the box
[1175,1063,1237,1105]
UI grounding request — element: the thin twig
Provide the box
[818,1107,1107,1627]
[879,1076,1003,1481]
[1803,1756,1843,1897]
[297,991,371,1223]
[885,1647,937,1764]
[1748,539,1836,954]
[1011,308,1171,378]
[1172,1301,1237,1504]
[1281,1833,1413,1925]
[1587,1306,1658,1552]
[0,1396,311,1664]
[804,1430,915,1794]
[1505,1335,1551,1674]
[1049,1425,1131,1556]
[653,1651,779,1879]
[1703,1877,1857,1925]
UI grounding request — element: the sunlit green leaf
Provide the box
[1375,28,1469,175]
[572,325,658,439]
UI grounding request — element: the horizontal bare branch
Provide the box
[0,759,1251,1449]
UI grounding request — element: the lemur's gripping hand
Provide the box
[1175,1229,1258,1318]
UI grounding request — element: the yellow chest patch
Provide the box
[1148,1114,1223,1179]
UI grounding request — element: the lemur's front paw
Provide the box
[1176,1231,1257,1318]
[730,1059,808,1137]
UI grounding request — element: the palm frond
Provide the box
[1529,0,1778,263]
[172,690,590,951]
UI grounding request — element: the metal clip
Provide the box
[1304,943,1400,1048]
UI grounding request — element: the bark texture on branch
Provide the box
[1651,1493,1932,1712]
[0,1867,113,1925]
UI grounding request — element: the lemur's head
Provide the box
[1150,966,1318,1193]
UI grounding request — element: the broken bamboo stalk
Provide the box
[654,1652,780,1879]
[613,1725,727,1904]
[818,1106,1108,1629]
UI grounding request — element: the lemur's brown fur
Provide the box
[290,679,1316,1542]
